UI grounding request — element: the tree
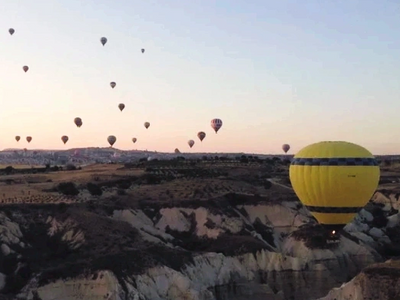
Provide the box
[57,182,79,196]
[87,182,103,196]
[264,180,272,189]
[4,166,13,175]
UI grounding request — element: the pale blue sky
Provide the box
[1,0,399,154]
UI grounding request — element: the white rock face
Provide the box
[0,272,6,292]
[21,271,143,300]
[318,261,400,300]
[28,250,305,300]
[46,216,85,249]
[13,197,399,300]
[113,210,176,246]
[243,204,310,229]
[0,212,23,246]
[155,207,244,238]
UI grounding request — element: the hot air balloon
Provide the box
[175,148,180,154]
[188,140,195,148]
[15,136,20,142]
[110,82,116,89]
[289,141,380,235]
[141,49,145,53]
[74,117,82,128]
[118,103,125,111]
[23,66,29,72]
[144,122,150,129]
[61,135,69,144]
[26,136,32,143]
[211,118,223,133]
[100,37,107,46]
[107,135,116,147]
[197,131,206,142]
[282,144,290,153]
[9,28,15,35]
[132,137,137,143]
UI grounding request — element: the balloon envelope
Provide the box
[289,141,380,228]
[188,140,195,148]
[107,135,116,146]
[132,138,137,143]
[197,131,206,142]
[110,82,116,88]
[211,118,223,133]
[26,136,32,143]
[15,136,20,142]
[61,135,69,144]
[282,144,290,153]
[118,103,125,111]
[144,122,150,129]
[9,28,14,35]
[100,37,107,46]
[23,66,29,72]
[74,117,82,128]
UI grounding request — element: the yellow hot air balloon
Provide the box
[289,141,380,231]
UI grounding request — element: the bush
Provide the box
[87,182,103,196]
[4,166,13,175]
[117,189,126,195]
[264,180,272,189]
[117,180,131,189]
[65,164,77,171]
[57,182,79,196]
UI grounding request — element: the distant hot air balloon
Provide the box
[15,136,20,142]
[132,137,137,143]
[9,28,15,35]
[211,118,223,133]
[107,135,116,147]
[100,37,107,46]
[289,141,380,234]
[197,131,206,142]
[144,122,150,129]
[188,140,195,148]
[110,82,116,89]
[74,117,82,128]
[61,135,69,144]
[175,148,180,154]
[118,103,125,111]
[23,66,29,72]
[26,136,32,143]
[141,49,145,53]
[282,144,290,153]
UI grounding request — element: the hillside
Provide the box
[1,157,400,299]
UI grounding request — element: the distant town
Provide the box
[0,148,397,166]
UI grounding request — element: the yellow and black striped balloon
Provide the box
[289,141,380,226]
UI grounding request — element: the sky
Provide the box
[1,0,400,154]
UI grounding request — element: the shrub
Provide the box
[117,180,131,189]
[4,166,13,175]
[65,164,77,171]
[57,182,79,196]
[87,182,103,196]
[264,181,272,189]
[117,189,126,195]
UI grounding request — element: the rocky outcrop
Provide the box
[2,189,400,300]
[318,260,400,300]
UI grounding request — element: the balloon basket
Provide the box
[291,224,342,249]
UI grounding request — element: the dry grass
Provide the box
[0,161,295,206]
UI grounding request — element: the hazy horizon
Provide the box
[1,0,400,155]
